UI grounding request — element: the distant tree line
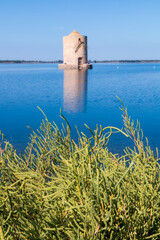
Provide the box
[88,60,160,63]
[0,60,63,64]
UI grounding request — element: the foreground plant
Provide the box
[0,104,160,240]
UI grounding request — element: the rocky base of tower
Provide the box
[58,64,92,70]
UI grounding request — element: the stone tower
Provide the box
[59,30,92,70]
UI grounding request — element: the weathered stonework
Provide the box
[58,63,92,70]
[58,30,92,70]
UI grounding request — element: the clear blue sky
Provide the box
[1,0,160,60]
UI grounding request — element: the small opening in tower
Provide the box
[78,57,83,69]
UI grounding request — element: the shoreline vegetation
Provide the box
[1,104,160,239]
[1,59,160,64]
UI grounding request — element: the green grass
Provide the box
[0,103,160,240]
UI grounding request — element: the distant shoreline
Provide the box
[0,60,63,64]
[90,60,160,63]
[0,60,160,64]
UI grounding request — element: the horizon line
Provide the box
[1,59,160,63]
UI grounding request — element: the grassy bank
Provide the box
[0,103,160,240]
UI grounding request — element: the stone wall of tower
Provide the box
[58,30,92,70]
[63,34,87,66]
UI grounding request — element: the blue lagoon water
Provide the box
[0,63,160,154]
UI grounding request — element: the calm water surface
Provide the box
[0,63,160,154]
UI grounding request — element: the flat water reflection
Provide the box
[63,70,87,113]
[1,63,160,155]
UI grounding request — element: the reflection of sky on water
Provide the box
[1,63,160,154]
[63,70,87,113]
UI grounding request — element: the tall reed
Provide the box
[0,103,160,239]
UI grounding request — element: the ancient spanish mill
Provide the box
[58,30,92,70]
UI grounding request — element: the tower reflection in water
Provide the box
[63,70,88,113]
